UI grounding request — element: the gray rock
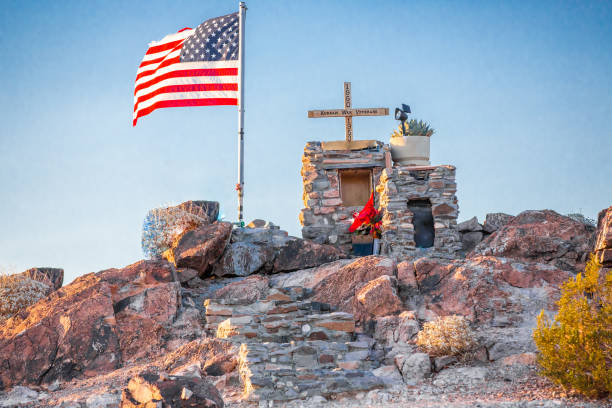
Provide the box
[372,365,404,386]
[461,231,484,252]
[395,352,431,385]
[373,313,420,347]
[457,216,483,232]
[433,355,458,372]
[432,366,489,387]
[0,386,39,407]
[483,212,514,233]
[220,228,345,276]
[85,393,121,408]
[213,242,274,277]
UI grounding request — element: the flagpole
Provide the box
[237,1,247,227]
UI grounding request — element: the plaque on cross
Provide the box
[308,82,389,142]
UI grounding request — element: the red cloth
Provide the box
[349,192,377,233]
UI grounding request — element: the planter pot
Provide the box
[390,135,430,166]
[352,235,373,256]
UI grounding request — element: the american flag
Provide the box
[133,12,240,126]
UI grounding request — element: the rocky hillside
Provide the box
[0,206,608,408]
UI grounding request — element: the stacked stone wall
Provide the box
[300,141,385,252]
[376,165,461,259]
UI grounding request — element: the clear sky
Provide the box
[1,1,610,285]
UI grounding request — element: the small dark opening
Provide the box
[408,199,434,248]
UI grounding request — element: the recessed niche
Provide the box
[340,169,372,207]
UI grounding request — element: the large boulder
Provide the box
[356,275,403,318]
[419,255,572,325]
[121,371,223,408]
[0,273,122,389]
[0,259,189,389]
[213,242,275,277]
[457,217,482,232]
[471,210,596,272]
[113,281,182,363]
[98,260,184,363]
[273,238,344,273]
[213,228,346,278]
[165,222,232,276]
[311,256,397,323]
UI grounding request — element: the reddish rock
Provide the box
[213,275,270,304]
[421,256,572,324]
[500,352,537,366]
[397,260,417,288]
[270,259,353,290]
[471,210,596,272]
[413,257,453,291]
[311,256,396,323]
[0,274,121,389]
[20,267,64,291]
[595,206,612,267]
[273,238,345,273]
[356,275,403,317]
[98,260,174,291]
[114,281,181,363]
[121,371,223,408]
[432,203,457,216]
[165,222,232,276]
[159,338,235,375]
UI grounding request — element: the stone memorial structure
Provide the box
[301,83,461,258]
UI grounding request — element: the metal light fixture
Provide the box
[394,104,411,135]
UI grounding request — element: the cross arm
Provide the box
[307,107,389,118]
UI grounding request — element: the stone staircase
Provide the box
[203,286,386,401]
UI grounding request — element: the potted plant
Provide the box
[349,192,383,255]
[389,119,434,166]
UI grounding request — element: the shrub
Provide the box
[415,315,478,357]
[565,212,596,228]
[141,203,209,260]
[391,119,435,137]
[0,270,49,322]
[533,256,611,398]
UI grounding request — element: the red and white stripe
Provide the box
[133,28,239,126]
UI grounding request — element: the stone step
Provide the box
[203,294,356,344]
[238,341,385,401]
[210,311,356,344]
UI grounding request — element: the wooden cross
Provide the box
[308,82,389,142]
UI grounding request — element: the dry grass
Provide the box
[416,315,478,357]
[0,268,49,322]
[142,202,209,260]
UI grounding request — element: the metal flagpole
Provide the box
[237,1,247,227]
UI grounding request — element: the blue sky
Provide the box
[1,1,610,284]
